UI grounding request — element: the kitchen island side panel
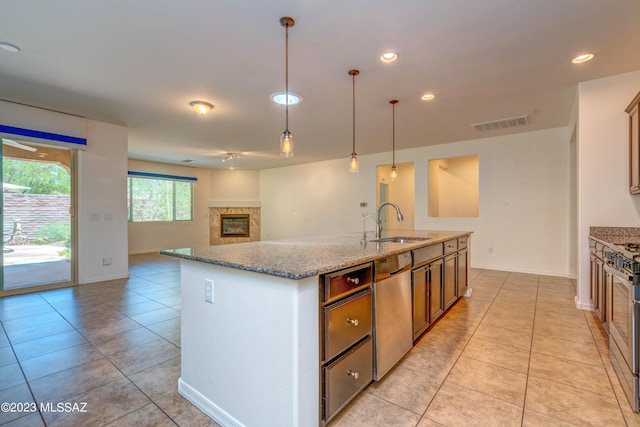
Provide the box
[179,259,319,427]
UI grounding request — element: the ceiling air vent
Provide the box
[470,115,529,132]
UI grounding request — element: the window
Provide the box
[127,173,195,222]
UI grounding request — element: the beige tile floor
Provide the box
[0,254,638,426]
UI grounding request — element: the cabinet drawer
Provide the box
[412,244,443,267]
[458,236,468,250]
[323,336,372,422]
[324,289,372,361]
[324,264,372,303]
[444,239,458,255]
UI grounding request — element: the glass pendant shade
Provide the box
[390,164,398,182]
[349,153,359,173]
[280,131,293,158]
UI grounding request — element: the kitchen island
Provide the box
[161,230,471,427]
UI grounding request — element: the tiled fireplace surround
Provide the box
[209,206,260,245]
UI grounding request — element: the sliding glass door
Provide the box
[2,139,76,291]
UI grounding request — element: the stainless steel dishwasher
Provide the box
[373,251,413,380]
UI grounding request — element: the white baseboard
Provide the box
[471,263,576,279]
[574,295,594,311]
[178,378,245,427]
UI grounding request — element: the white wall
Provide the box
[210,169,260,202]
[128,160,211,254]
[77,120,129,284]
[260,156,379,240]
[576,70,640,308]
[261,127,572,276]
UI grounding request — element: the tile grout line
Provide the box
[2,272,183,426]
[416,269,510,425]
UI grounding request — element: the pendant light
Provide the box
[390,100,399,182]
[348,69,360,173]
[279,17,295,158]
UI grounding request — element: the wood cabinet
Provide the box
[626,91,640,194]
[589,239,605,321]
[428,258,444,325]
[443,254,457,310]
[457,247,468,297]
[411,235,470,341]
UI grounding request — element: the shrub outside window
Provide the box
[127,175,194,222]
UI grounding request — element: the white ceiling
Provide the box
[0,0,639,170]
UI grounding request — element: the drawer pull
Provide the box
[346,317,359,326]
[347,370,360,380]
[346,277,360,285]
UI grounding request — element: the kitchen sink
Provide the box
[369,236,431,243]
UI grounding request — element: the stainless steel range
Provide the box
[604,242,640,411]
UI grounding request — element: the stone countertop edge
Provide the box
[160,230,472,280]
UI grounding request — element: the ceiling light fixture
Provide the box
[190,101,213,115]
[271,91,301,105]
[348,69,360,174]
[221,153,240,162]
[572,53,594,64]
[421,93,436,101]
[181,159,195,164]
[0,42,20,53]
[380,52,398,63]
[279,16,295,158]
[390,99,399,182]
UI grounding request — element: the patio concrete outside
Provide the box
[3,244,70,290]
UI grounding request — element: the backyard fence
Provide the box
[3,193,70,242]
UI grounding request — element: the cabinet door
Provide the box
[457,249,468,296]
[412,267,428,340]
[590,255,599,313]
[444,254,457,310]
[428,259,444,324]
[629,101,640,194]
[596,259,605,322]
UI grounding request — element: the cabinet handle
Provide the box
[346,317,359,326]
[347,370,360,380]
[346,277,360,285]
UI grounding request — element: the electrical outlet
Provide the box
[488,247,494,254]
[102,256,112,265]
[204,279,214,303]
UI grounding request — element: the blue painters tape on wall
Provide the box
[128,171,197,181]
[0,124,87,146]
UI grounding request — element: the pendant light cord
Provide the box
[285,23,289,133]
[352,73,356,155]
[392,102,396,166]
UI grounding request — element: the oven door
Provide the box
[606,264,640,374]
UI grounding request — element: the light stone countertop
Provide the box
[161,230,471,280]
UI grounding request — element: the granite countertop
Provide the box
[589,226,640,258]
[161,230,471,280]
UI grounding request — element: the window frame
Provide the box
[127,171,196,223]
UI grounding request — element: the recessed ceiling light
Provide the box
[190,101,213,115]
[0,42,20,53]
[572,53,594,64]
[380,52,398,63]
[421,93,436,101]
[271,92,301,105]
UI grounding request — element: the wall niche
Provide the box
[428,155,479,217]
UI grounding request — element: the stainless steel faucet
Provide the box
[361,214,377,244]
[375,202,404,239]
